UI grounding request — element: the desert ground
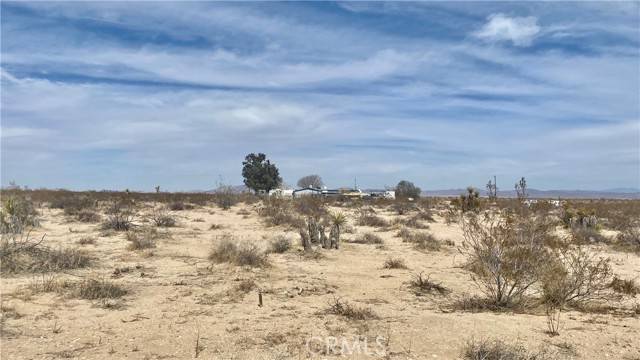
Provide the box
[1,192,639,359]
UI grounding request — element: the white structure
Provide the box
[268,189,294,198]
[383,190,396,199]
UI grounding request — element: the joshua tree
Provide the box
[328,212,347,249]
[515,177,528,203]
[486,176,497,200]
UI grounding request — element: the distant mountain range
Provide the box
[421,188,640,199]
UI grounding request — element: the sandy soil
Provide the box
[1,203,639,359]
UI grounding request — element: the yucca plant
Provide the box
[328,212,347,249]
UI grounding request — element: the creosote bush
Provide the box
[126,228,159,250]
[540,247,612,308]
[76,210,101,223]
[399,228,441,251]
[460,213,551,307]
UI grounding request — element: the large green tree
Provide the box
[395,180,421,199]
[241,153,282,193]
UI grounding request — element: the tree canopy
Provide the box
[241,153,282,193]
[297,174,324,189]
[395,180,421,199]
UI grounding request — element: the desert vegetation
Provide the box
[0,187,638,359]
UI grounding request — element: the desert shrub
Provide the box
[541,247,612,307]
[326,297,378,320]
[351,232,384,245]
[234,278,256,293]
[208,237,268,267]
[383,257,408,269]
[73,278,128,300]
[570,227,608,244]
[398,228,441,251]
[126,228,159,250]
[76,209,101,223]
[410,232,441,251]
[394,215,429,229]
[169,201,186,211]
[0,197,39,234]
[269,235,291,253]
[1,233,91,273]
[357,208,389,227]
[213,185,238,210]
[150,208,176,227]
[293,196,327,218]
[609,276,639,296]
[259,199,304,228]
[409,272,449,295]
[616,225,640,252]
[460,213,550,307]
[102,203,134,231]
[392,201,417,215]
[60,196,96,216]
[461,339,551,360]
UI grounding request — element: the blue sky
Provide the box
[1,1,639,191]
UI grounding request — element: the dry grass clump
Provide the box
[126,227,161,250]
[208,237,268,267]
[168,201,190,211]
[351,232,384,245]
[77,236,96,245]
[461,339,551,360]
[0,197,39,234]
[609,276,639,296]
[30,276,127,300]
[268,235,291,253]
[382,257,408,269]
[1,233,92,274]
[409,272,449,295]
[326,297,379,321]
[76,210,101,223]
[357,213,389,228]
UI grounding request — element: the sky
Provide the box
[1,1,639,191]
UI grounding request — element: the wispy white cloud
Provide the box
[473,13,540,46]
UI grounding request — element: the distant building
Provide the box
[292,187,323,197]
